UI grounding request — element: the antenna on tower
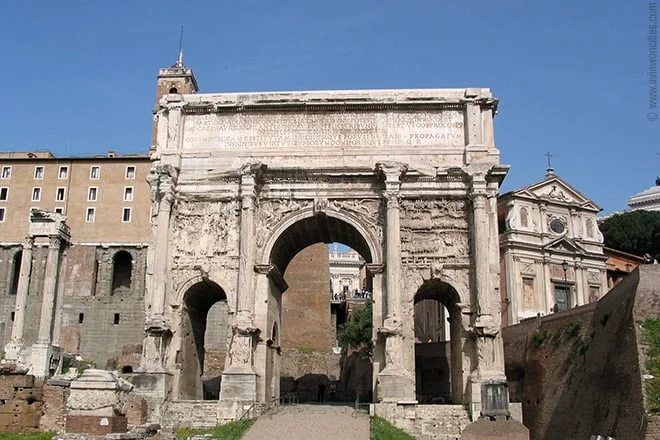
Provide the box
[176,26,184,67]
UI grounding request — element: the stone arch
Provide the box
[256,210,380,403]
[413,279,465,404]
[177,279,228,400]
[259,207,381,272]
[111,250,133,295]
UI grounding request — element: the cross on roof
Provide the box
[544,151,553,169]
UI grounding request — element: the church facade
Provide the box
[498,170,608,326]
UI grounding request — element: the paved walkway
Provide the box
[242,404,370,440]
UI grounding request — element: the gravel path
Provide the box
[242,404,370,440]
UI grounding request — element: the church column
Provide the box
[543,258,554,313]
[375,162,414,403]
[221,163,263,403]
[4,237,34,363]
[574,263,585,306]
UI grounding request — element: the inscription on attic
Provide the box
[182,111,465,149]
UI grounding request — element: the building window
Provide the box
[0,187,7,201]
[78,313,84,324]
[90,166,100,179]
[549,218,565,234]
[520,207,529,228]
[522,277,535,309]
[586,219,594,239]
[122,207,131,222]
[112,251,132,295]
[589,285,600,303]
[88,187,98,201]
[86,207,95,223]
[34,166,44,179]
[125,166,136,180]
[0,207,5,222]
[124,187,133,201]
[1,166,11,179]
[56,187,66,201]
[58,166,68,179]
[54,207,64,214]
[113,313,120,325]
[32,187,41,202]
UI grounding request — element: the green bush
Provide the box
[175,418,256,439]
[532,330,548,349]
[642,318,660,413]
[371,416,415,440]
[337,300,373,350]
[0,433,56,440]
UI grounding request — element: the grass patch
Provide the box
[175,418,256,440]
[371,416,415,440]
[0,433,56,440]
[642,318,660,414]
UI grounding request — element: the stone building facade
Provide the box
[135,55,510,424]
[497,169,608,326]
[0,152,152,372]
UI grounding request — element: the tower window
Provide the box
[58,166,68,179]
[0,208,5,222]
[113,313,120,325]
[169,87,178,94]
[86,207,96,223]
[78,313,84,324]
[88,187,98,201]
[125,166,136,179]
[124,187,133,201]
[1,166,11,179]
[0,187,7,201]
[54,207,64,214]
[32,187,41,202]
[90,166,100,179]
[34,166,44,179]
[122,207,131,222]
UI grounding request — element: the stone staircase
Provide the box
[242,403,370,440]
[414,404,472,440]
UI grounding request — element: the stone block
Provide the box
[65,414,128,435]
[0,374,35,388]
[0,383,15,400]
[460,419,529,440]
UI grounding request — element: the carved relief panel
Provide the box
[171,200,240,267]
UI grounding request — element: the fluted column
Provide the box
[236,163,261,321]
[151,172,176,316]
[37,235,62,344]
[4,237,35,362]
[375,162,414,403]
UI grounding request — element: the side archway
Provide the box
[177,279,228,400]
[413,279,465,404]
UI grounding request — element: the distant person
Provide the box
[643,253,656,264]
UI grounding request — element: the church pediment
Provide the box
[543,236,586,254]
[511,174,601,212]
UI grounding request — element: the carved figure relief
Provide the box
[255,199,312,248]
[171,200,239,264]
[329,199,383,244]
[547,185,569,202]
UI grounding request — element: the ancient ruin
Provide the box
[132,69,511,426]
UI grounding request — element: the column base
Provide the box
[377,366,415,403]
[130,371,173,424]
[3,339,27,367]
[220,370,257,402]
[29,343,60,378]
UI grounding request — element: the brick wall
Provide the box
[282,243,333,351]
[40,383,68,433]
[503,265,659,440]
[0,374,43,433]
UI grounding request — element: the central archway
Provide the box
[257,211,381,404]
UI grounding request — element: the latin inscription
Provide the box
[182,111,465,149]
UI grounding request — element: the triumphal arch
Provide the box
[138,76,509,421]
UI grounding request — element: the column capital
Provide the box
[23,236,35,249]
[48,235,61,250]
[254,263,288,292]
[365,263,385,275]
[376,162,408,182]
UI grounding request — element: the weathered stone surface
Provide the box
[460,419,529,439]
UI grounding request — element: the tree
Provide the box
[599,210,660,260]
[337,300,373,350]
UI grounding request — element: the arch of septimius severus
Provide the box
[136,60,510,422]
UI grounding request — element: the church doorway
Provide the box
[177,280,228,400]
[413,279,463,404]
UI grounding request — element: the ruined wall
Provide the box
[282,243,332,352]
[0,374,43,433]
[503,265,659,440]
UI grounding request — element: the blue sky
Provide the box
[0,1,655,214]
